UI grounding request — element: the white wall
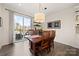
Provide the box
[0,5,3,49]
[45,7,79,48]
[0,5,9,49]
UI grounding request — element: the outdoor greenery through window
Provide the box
[14,14,31,41]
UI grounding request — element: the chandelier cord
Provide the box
[39,3,42,12]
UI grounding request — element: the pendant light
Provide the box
[34,3,45,23]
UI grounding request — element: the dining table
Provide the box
[25,35,43,55]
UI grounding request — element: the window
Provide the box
[14,14,32,41]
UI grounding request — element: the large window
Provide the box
[14,15,23,34]
[24,17,31,33]
[14,14,31,41]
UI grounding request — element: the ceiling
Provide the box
[1,3,79,17]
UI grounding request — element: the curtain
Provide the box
[9,11,14,44]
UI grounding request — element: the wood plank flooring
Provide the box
[0,39,79,56]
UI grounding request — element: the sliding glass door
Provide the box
[24,17,31,35]
[14,14,31,42]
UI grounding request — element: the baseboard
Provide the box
[8,43,14,45]
[55,41,79,49]
[1,42,14,48]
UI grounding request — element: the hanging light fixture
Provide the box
[34,3,45,23]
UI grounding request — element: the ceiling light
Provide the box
[34,4,45,23]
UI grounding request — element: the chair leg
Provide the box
[35,53,38,56]
[40,50,43,56]
[52,41,54,48]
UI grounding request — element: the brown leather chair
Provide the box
[27,29,35,35]
[37,30,55,54]
[42,31,50,39]
[49,30,56,48]
[39,31,51,54]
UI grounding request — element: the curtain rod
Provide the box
[5,8,33,18]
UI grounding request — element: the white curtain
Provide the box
[9,11,14,44]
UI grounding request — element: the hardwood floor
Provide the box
[0,39,79,56]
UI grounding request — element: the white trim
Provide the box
[55,40,79,49]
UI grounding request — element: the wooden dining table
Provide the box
[25,35,43,55]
